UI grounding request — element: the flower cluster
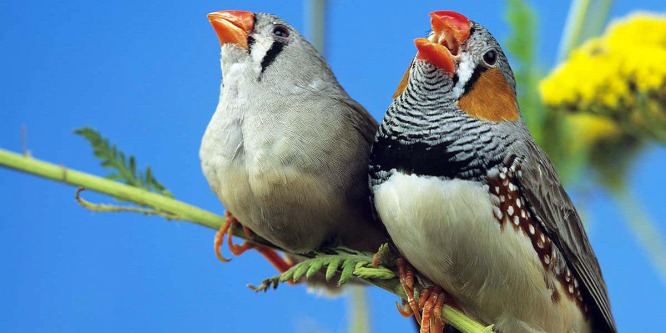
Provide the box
[540,12,666,141]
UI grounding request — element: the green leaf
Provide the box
[305,258,325,278]
[75,127,174,198]
[325,257,343,281]
[292,262,311,281]
[250,246,396,292]
[338,258,356,286]
[279,266,297,283]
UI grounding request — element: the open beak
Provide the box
[207,10,254,50]
[415,11,471,74]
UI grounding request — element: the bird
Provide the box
[201,10,386,272]
[369,10,616,333]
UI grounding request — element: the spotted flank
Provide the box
[487,162,587,313]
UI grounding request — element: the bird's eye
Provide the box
[483,50,497,66]
[272,25,290,38]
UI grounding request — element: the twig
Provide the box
[0,148,491,332]
[75,187,180,220]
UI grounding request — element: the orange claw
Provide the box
[433,293,446,333]
[213,211,295,276]
[254,245,292,273]
[214,212,236,262]
[396,258,422,324]
[396,301,415,318]
[419,286,447,333]
[227,222,256,256]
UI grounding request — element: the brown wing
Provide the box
[513,140,617,332]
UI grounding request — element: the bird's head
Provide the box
[394,11,520,123]
[207,10,342,95]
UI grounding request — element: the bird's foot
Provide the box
[214,211,293,273]
[396,257,423,323]
[213,211,238,262]
[418,286,447,333]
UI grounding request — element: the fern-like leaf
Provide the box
[75,127,174,198]
[248,247,396,292]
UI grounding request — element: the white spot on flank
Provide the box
[513,216,519,225]
[507,206,514,216]
[495,186,500,193]
[500,195,505,202]
[516,199,521,207]
[521,210,526,218]
[508,183,517,192]
[544,255,551,265]
[529,224,535,235]
[499,172,506,179]
[493,207,503,220]
[568,284,574,294]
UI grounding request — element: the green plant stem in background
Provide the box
[558,0,591,61]
[557,0,613,62]
[348,286,370,333]
[504,0,543,144]
[0,147,491,333]
[307,0,327,54]
[611,187,666,285]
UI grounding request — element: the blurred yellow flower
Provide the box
[567,113,622,147]
[540,12,666,141]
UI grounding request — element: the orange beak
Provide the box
[207,10,254,49]
[415,11,471,74]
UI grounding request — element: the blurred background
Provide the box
[1,0,664,332]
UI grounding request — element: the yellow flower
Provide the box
[539,12,666,141]
[567,114,623,147]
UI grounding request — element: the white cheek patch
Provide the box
[453,53,474,99]
[251,36,276,71]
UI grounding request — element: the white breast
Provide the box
[372,171,589,333]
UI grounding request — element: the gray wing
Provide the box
[513,139,616,333]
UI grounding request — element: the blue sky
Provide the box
[1,1,664,332]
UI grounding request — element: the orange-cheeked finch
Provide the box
[369,11,616,333]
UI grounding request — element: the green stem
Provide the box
[610,187,666,285]
[348,286,370,333]
[557,0,591,62]
[307,0,327,54]
[0,148,247,237]
[0,147,492,332]
[557,0,613,62]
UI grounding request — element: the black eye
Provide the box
[483,50,497,66]
[272,25,290,38]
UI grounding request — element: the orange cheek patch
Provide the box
[392,62,412,99]
[456,68,519,122]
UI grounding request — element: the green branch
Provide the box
[611,187,666,285]
[0,147,491,332]
[0,148,229,234]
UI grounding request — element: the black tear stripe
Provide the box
[259,41,284,77]
[462,65,488,95]
[247,36,256,53]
